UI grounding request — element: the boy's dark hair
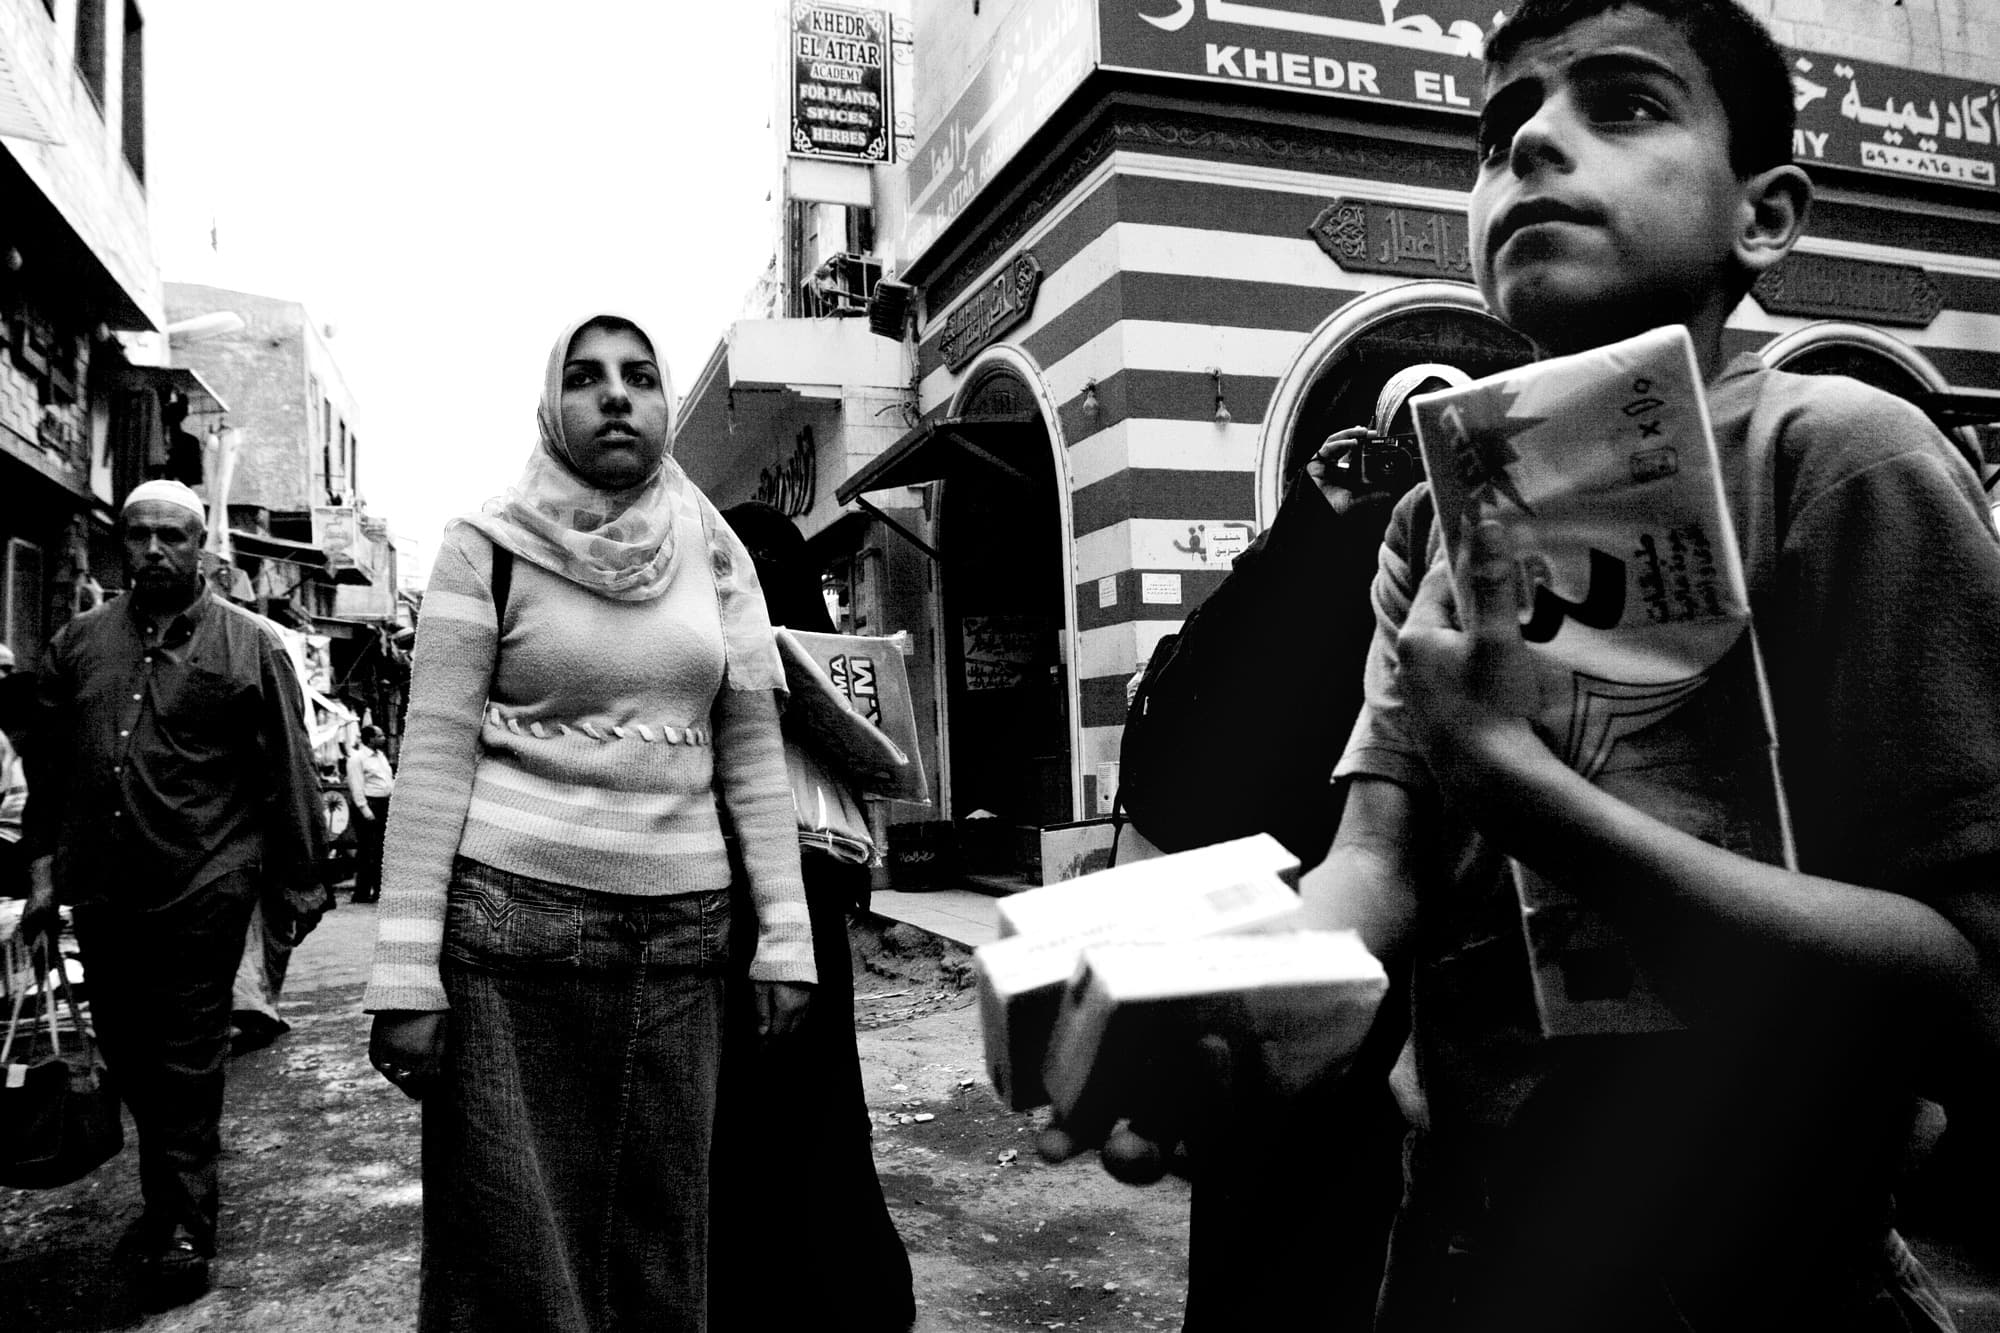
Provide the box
[1486,0,1796,178]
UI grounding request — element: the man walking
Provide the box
[20,479,326,1307]
[344,723,394,904]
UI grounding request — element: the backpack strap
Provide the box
[488,542,513,623]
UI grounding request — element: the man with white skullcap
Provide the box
[20,479,326,1307]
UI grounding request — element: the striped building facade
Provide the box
[871,1,2000,878]
[681,0,2000,885]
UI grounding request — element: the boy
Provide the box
[1053,2,2000,1328]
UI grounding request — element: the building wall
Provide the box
[905,93,2000,803]
[165,283,311,511]
[0,0,160,328]
[1757,0,1998,81]
[164,282,364,513]
[909,0,1030,135]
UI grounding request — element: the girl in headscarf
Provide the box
[362,315,815,1332]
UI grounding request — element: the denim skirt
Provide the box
[419,857,733,1333]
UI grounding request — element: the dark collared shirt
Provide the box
[22,590,326,905]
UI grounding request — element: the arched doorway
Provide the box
[1258,281,1533,519]
[936,359,1076,882]
[1757,321,1985,473]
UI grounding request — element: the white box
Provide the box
[974,854,1303,1111]
[995,833,1300,939]
[1041,931,1389,1136]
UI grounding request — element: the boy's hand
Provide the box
[1034,1031,1290,1185]
[1396,518,1545,787]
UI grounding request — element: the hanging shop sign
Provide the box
[902,0,1095,263]
[789,2,893,163]
[939,253,1045,372]
[1791,50,1998,194]
[311,505,360,569]
[753,424,821,519]
[1098,0,1490,114]
[1751,253,1943,328]
[1308,197,1473,280]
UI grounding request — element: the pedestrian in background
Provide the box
[363,313,815,1332]
[20,479,328,1308]
[0,648,29,900]
[345,723,395,904]
[712,500,916,1333]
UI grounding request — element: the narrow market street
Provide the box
[9,893,2000,1331]
[2,900,1194,1332]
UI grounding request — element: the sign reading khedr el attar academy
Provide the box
[1090,2,1998,195]
[790,2,892,163]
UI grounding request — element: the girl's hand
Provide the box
[370,1011,445,1100]
[1395,518,1545,788]
[754,981,812,1044]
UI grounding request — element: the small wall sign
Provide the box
[1309,198,1474,281]
[1751,252,1943,328]
[939,252,1043,371]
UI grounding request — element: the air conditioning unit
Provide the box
[810,253,883,317]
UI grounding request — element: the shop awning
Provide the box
[228,530,375,586]
[835,414,1038,503]
[119,364,230,416]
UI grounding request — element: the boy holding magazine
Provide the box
[1049,1,2000,1327]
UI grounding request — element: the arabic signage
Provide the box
[790,2,892,163]
[1751,253,1943,328]
[940,252,1045,372]
[902,0,1096,264]
[1099,0,1490,114]
[753,425,821,518]
[1309,197,1473,280]
[311,506,359,569]
[1790,49,1998,194]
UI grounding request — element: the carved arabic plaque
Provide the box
[1751,253,1943,328]
[1308,198,1474,281]
[939,252,1044,372]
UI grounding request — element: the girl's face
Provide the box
[558,322,670,489]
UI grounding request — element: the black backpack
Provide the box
[1115,479,1409,864]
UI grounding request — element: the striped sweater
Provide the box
[362,518,814,1012]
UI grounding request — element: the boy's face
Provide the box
[1469,6,1748,355]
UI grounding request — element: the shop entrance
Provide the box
[937,367,1073,883]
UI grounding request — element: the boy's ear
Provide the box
[1735,164,1813,278]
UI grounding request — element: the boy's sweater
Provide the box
[1337,358,2000,1247]
[364,519,814,1013]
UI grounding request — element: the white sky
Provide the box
[145,1,789,578]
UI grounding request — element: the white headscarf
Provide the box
[456,312,783,692]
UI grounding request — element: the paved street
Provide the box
[1,900,1194,1331]
[6,894,1999,1331]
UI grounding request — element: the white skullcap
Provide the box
[122,479,209,525]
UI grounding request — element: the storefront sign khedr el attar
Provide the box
[940,253,1045,373]
[1751,253,1943,328]
[1099,0,1491,114]
[1309,198,1473,280]
[790,2,893,163]
[1090,3,1998,197]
